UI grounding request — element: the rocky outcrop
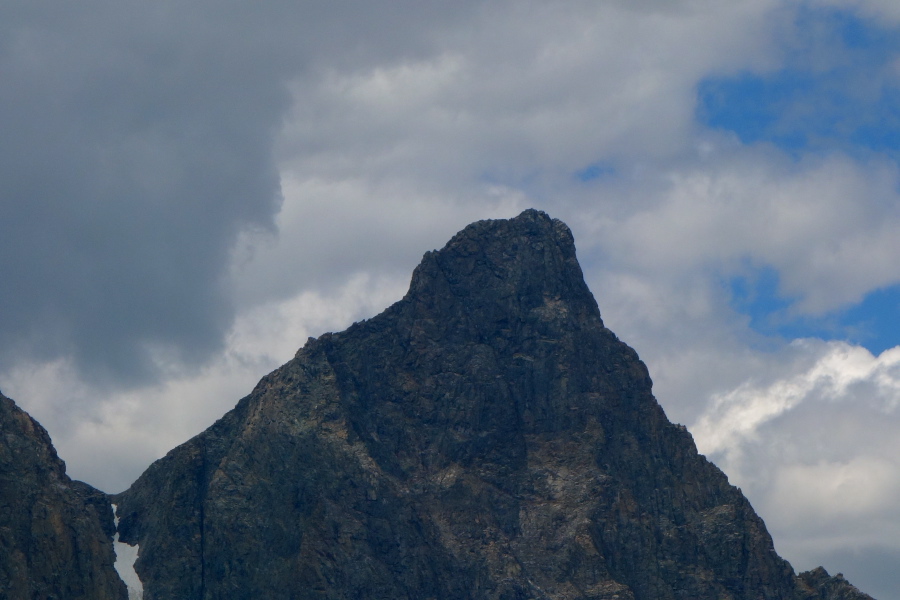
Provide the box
[115,209,874,599]
[797,568,874,600]
[0,392,127,600]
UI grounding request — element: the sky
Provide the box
[2,1,900,597]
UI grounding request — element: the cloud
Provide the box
[0,3,291,384]
[278,0,782,182]
[0,0,793,390]
[811,0,900,24]
[688,338,900,588]
[693,341,900,458]
[769,458,900,523]
[595,149,900,316]
[228,174,528,309]
[0,0,489,387]
[697,341,900,446]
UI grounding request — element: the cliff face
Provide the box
[115,209,873,600]
[0,392,127,600]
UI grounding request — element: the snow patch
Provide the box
[111,503,143,599]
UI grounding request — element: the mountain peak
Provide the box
[112,211,874,600]
[406,209,600,327]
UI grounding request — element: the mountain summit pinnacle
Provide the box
[405,209,601,326]
[112,210,873,599]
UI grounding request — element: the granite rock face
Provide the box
[0,392,127,600]
[115,210,873,600]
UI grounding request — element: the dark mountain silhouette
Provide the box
[113,210,873,600]
[1,210,874,599]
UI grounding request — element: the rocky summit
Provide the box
[110,210,873,600]
[1,210,876,599]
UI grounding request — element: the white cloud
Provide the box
[688,339,900,570]
[229,173,527,309]
[594,149,900,316]
[769,458,900,523]
[277,0,782,189]
[692,340,900,459]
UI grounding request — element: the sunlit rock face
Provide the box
[114,210,874,600]
[0,392,127,600]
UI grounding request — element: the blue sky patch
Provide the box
[729,266,900,355]
[696,7,900,159]
[575,161,616,182]
[728,265,797,334]
[832,285,900,355]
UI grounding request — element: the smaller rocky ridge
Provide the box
[797,568,875,600]
[0,391,126,600]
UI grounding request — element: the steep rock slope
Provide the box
[0,392,127,600]
[116,209,873,600]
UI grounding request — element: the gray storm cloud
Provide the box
[1,3,286,383]
[0,0,480,386]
